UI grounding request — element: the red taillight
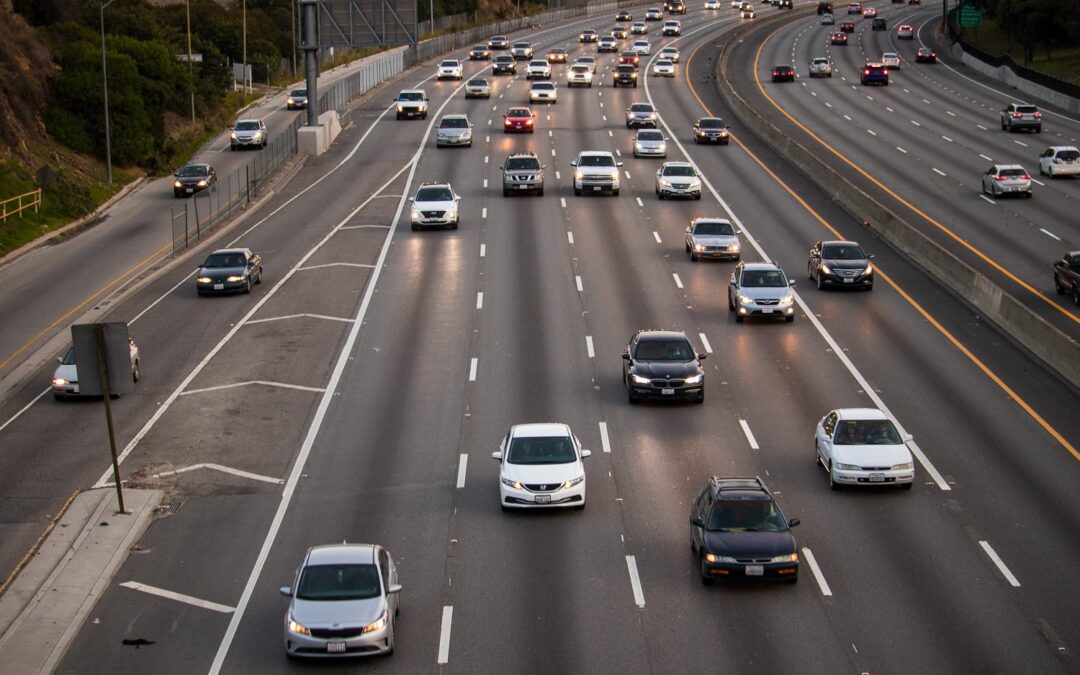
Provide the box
[931,52,936,57]
[883,69,888,74]
[1012,112,1022,118]
[1034,112,1042,118]
[864,69,870,75]
[1020,174,1030,180]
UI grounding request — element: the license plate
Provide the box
[843,277,854,283]
[213,283,224,290]
[535,494,551,504]
[762,308,774,314]
[745,565,764,576]
[869,474,886,482]
[517,185,529,189]
[662,387,675,395]
[186,188,194,193]
[593,186,602,191]
[326,641,346,653]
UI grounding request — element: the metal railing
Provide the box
[1,189,42,223]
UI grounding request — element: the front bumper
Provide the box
[626,117,658,128]
[411,214,458,227]
[701,557,799,581]
[818,270,873,287]
[635,145,666,157]
[627,377,703,401]
[231,136,264,147]
[286,101,307,110]
[197,278,249,294]
[657,183,700,198]
[575,176,619,192]
[692,245,740,259]
[530,93,557,103]
[500,481,585,508]
[285,622,391,658]
[735,299,795,319]
[832,467,915,486]
[695,131,729,144]
[397,107,427,118]
[174,183,208,197]
[437,134,472,146]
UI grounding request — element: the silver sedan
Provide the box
[436,114,473,147]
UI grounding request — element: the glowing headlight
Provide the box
[778,294,794,306]
[860,263,874,276]
[226,275,245,282]
[770,552,799,563]
[836,463,860,470]
[684,373,704,385]
[197,179,208,187]
[574,171,585,181]
[174,180,182,188]
[729,242,741,251]
[635,142,645,151]
[658,179,673,187]
[693,244,705,251]
[196,276,212,283]
[705,553,737,563]
[362,610,388,634]
[287,98,295,105]
[561,475,585,489]
[229,132,237,140]
[288,617,311,636]
[397,105,405,112]
[52,377,67,386]
[819,263,832,275]
[892,462,913,470]
[630,373,651,385]
[410,210,422,220]
[501,477,523,489]
[738,293,754,305]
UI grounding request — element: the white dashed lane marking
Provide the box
[586,335,595,358]
[979,541,1021,587]
[673,273,683,289]
[738,419,759,450]
[476,292,483,309]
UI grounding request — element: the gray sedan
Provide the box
[464,77,491,98]
[436,114,473,147]
[633,129,667,158]
[686,218,741,261]
[281,543,401,658]
[728,261,796,322]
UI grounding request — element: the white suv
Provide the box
[570,151,623,195]
[409,182,460,230]
[492,423,591,510]
[437,59,463,80]
[567,64,594,87]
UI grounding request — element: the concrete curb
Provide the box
[714,12,1080,389]
[0,488,163,675]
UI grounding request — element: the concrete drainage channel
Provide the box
[714,12,1080,390]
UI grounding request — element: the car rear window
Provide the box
[999,168,1026,177]
[467,79,487,86]
[1016,105,1038,113]
[1057,150,1080,161]
[296,564,380,601]
[440,60,457,67]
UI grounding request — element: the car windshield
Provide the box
[999,168,1026,177]
[638,130,663,140]
[694,221,735,235]
[514,42,529,48]
[61,347,76,365]
[508,109,531,117]
[416,187,452,201]
[662,49,677,55]
[634,339,694,360]
[533,83,554,90]
[656,60,673,66]
[440,60,457,67]
[531,60,547,67]
[1057,150,1080,161]
[742,269,787,287]
[178,165,208,177]
[295,563,381,601]
[833,419,903,445]
[821,244,866,259]
[203,252,246,267]
[698,118,725,128]
[507,436,576,464]
[506,157,540,170]
[290,89,306,97]
[578,155,615,167]
[399,92,423,101]
[441,117,468,128]
[662,165,696,177]
[617,65,635,72]
[707,499,788,532]
[473,45,486,50]
[496,56,512,63]
[630,104,653,112]
[234,121,260,131]
[468,79,487,86]
[571,65,589,72]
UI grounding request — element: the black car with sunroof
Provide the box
[691,476,800,584]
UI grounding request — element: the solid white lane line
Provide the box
[0,388,49,434]
[120,581,235,614]
[980,194,996,204]
[482,207,487,219]
[867,129,877,136]
[653,231,662,243]
[480,243,486,257]
[576,275,583,292]
[567,231,574,244]
[476,292,484,309]
[296,262,375,271]
[625,556,646,608]
[586,336,595,358]
[738,420,759,450]
[151,463,283,485]
[560,197,567,208]
[933,168,946,176]
[802,548,832,596]
[698,332,713,354]
[1013,140,1028,147]
[1040,228,1061,241]
[672,273,683,289]
[456,454,468,489]
[181,381,325,396]
[941,135,953,142]
[979,541,1021,587]
[599,421,612,454]
[979,153,993,161]
[437,606,453,663]
[636,197,644,207]
[469,358,478,381]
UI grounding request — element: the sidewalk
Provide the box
[0,488,162,675]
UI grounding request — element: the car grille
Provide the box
[859,465,891,471]
[650,378,686,387]
[704,245,731,252]
[524,483,560,492]
[422,211,445,218]
[510,175,538,181]
[756,298,779,306]
[734,556,772,564]
[310,627,365,639]
[833,268,861,277]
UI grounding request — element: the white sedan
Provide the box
[705,0,721,8]
[632,40,651,55]
[652,59,676,77]
[52,338,140,399]
[882,52,901,68]
[815,408,915,490]
[436,59,463,80]
[529,81,558,104]
[493,423,591,510]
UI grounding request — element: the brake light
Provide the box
[864,69,870,75]
[1020,174,1030,180]
[1012,112,1022,118]
[1034,112,1042,118]
[883,69,888,75]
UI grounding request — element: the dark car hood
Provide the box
[822,258,869,270]
[631,361,700,378]
[704,530,796,558]
[177,175,207,185]
[199,265,246,279]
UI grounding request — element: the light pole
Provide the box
[430,0,434,32]
[186,0,195,122]
[242,0,248,93]
[291,0,298,75]
[100,0,115,185]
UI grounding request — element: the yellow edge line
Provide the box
[0,240,173,371]
[683,32,1079,461]
[748,26,1079,326]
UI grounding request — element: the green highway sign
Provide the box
[959,3,982,27]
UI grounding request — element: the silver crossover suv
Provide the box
[686,218,741,261]
[728,261,796,322]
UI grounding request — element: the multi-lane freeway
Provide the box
[1,1,1078,673]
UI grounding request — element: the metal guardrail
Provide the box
[1,189,42,223]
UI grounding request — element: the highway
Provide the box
[0,2,1076,673]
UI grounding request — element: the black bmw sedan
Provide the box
[622,330,706,404]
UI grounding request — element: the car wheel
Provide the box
[385,621,395,656]
[132,359,140,383]
[574,187,582,196]
[694,192,701,200]
[901,482,914,491]
[628,389,639,404]
[785,314,795,323]
[1054,277,1066,294]
[256,267,263,284]
[613,189,619,196]
[574,502,585,511]
[1074,288,1080,307]
[828,461,840,490]
[504,188,510,197]
[411,223,419,231]
[657,191,664,200]
[735,314,744,323]
[538,187,544,196]
[230,145,237,151]
[1036,126,1041,134]
[1000,119,1006,130]
[244,279,252,294]
[699,553,714,585]
[785,576,798,585]
[53,393,64,401]
[1025,191,1032,199]
[694,392,705,404]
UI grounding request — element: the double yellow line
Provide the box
[682,29,1078,461]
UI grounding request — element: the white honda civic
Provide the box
[493,423,591,510]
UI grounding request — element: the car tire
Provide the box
[816,273,824,290]
[1054,277,1066,294]
[785,314,794,323]
[1025,191,1032,198]
[694,192,701,200]
[658,191,664,200]
[574,502,586,511]
[735,314,744,323]
[53,393,64,401]
[613,189,620,196]
[628,389,639,404]
[785,576,798,585]
[538,187,544,196]
[504,188,510,197]
[1074,288,1080,307]
[411,223,419,231]
[694,393,705,404]
[574,187,582,196]
[828,462,840,490]
[244,279,252,294]
[1036,126,1041,134]
[901,482,914,491]
[132,359,140,383]
[256,268,263,284]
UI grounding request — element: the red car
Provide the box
[503,106,536,133]
[619,51,640,67]
[839,21,855,32]
[830,32,848,45]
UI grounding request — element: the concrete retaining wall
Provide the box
[715,14,1080,389]
[949,45,1080,115]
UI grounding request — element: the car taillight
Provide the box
[1020,175,1030,180]
[883,69,888,75]
[1034,112,1042,118]
[864,69,870,75]
[1012,112,1022,118]
[931,52,936,56]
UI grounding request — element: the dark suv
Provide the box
[622,330,706,404]
[690,477,800,585]
[861,63,889,85]
[493,55,517,75]
[501,152,544,196]
[612,64,639,87]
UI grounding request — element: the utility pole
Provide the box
[186,0,195,122]
[243,0,249,93]
[100,0,115,185]
[292,0,298,75]
[300,0,319,127]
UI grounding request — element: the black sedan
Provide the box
[771,64,795,82]
[173,163,217,198]
[622,330,706,404]
[915,47,937,63]
[690,477,800,584]
[692,117,730,144]
[196,248,263,295]
[808,239,874,290]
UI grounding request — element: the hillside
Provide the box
[0,0,55,163]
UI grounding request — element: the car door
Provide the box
[690,485,710,549]
[809,242,823,279]
[729,262,744,304]
[817,411,838,462]
[622,335,637,381]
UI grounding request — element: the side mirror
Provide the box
[581,449,592,458]
[491,451,503,461]
[690,517,704,528]
[616,161,624,167]
[788,518,800,527]
[56,356,63,364]
[279,586,293,597]
[698,353,708,360]
[902,433,914,443]
[454,196,461,201]
[685,226,692,233]
[387,584,402,594]
[621,353,631,360]
[570,160,578,167]
[789,280,796,286]
[408,198,414,202]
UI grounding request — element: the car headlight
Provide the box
[693,244,705,251]
[288,616,311,636]
[197,179,208,187]
[362,610,388,634]
[196,276,212,283]
[52,377,67,386]
[397,105,405,112]
[501,477,523,489]
[819,264,832,275]
[860,263,874,276]
[778,294,794,306]
[770,552,799,563]
[836,463,860,470]
[892,462,913,470]
[658,179,673,187]
[229,132,237,140]
[561,475,585,489]
[737,293,754,305]
[705,553,737,563]
[287,98,295,105]
[630,373,651,385]
[410,209,422,220]
[635,142,645,151]
[574,171,585,181]
[689,178,701,189]
[729,242,741,251]
[174,180,182,188]
[226,275,245,282]
[684,373,704,385]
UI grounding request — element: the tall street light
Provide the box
[100,0,115,185]
[242,0,248,93]
[186,0,195,122]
